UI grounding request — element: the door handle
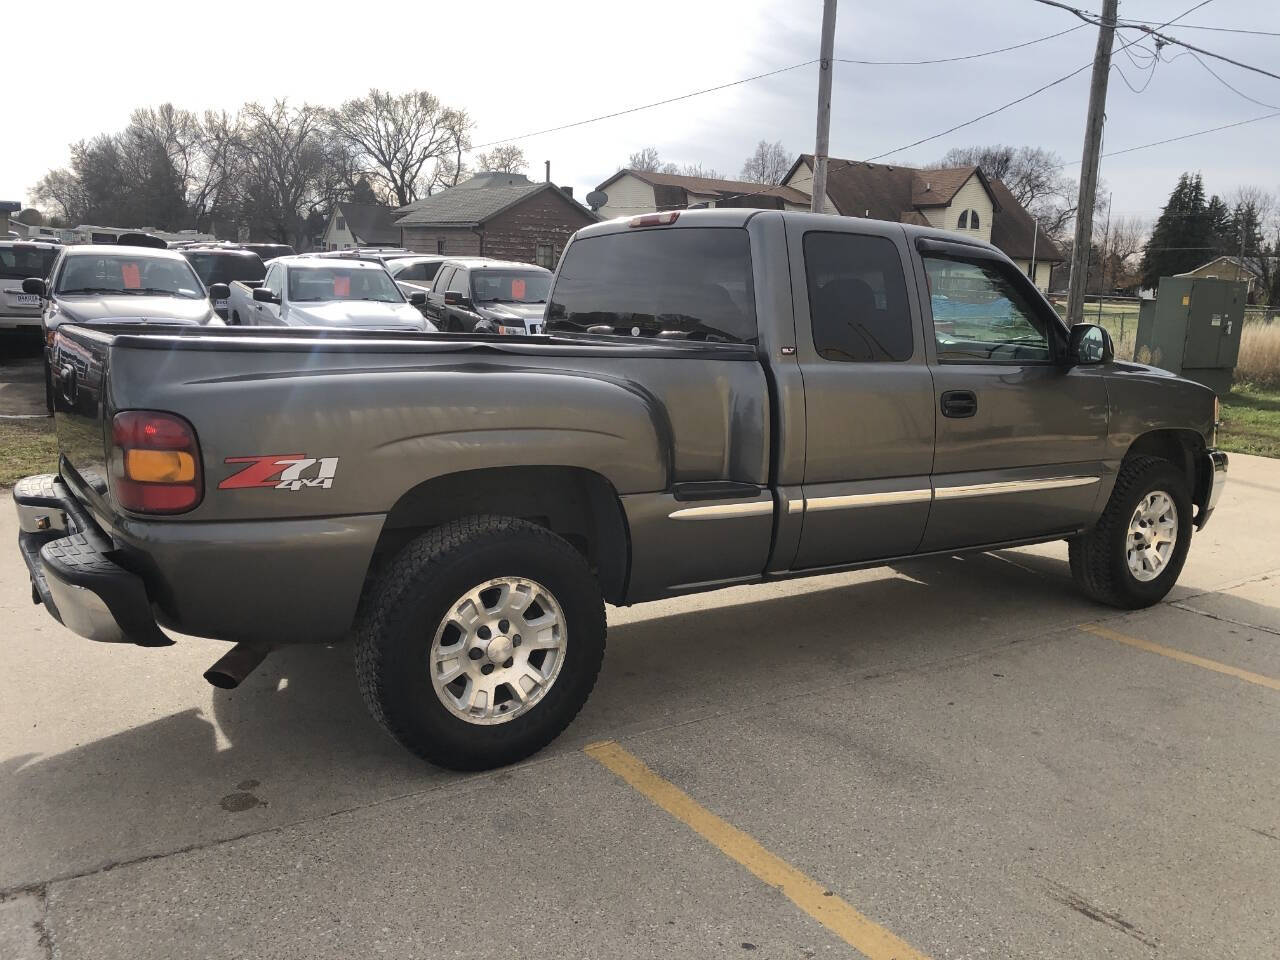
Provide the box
[941,390,978,418]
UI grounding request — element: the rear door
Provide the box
[916,242,1108,551]
[787,220,936,569]
[426,266,454,321]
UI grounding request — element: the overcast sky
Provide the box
[4,0,1277,223]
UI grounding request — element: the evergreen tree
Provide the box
[1205,194,1233,256]
[1139,173,1213,288]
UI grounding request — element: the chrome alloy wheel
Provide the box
[1126,491,1178,582]
[429,577,567,725]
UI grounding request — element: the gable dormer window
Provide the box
[957,211,969,229]
[956,209,980,230]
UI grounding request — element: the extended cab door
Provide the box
[915,240,1108,551]
[786,220,936,569]
[253,264,284,326]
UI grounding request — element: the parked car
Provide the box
[425,260,551,334]
[226,257,434,331]
[1,240,62,332]
[241,242,296,261]
[180,248,266,320]
[13,209,1227,771]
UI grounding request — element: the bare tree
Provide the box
[740,140,794,184]
[628,146,662,171]
[237,100,346,247]
[31,168,87,223]
[475,144,527,173]
[329,89,472,207]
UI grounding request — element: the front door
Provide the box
[917,249,1109,552]
[788,222,936,569]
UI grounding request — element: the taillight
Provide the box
[629,211,680,227]
[109,411,203,514]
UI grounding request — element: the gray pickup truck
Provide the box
[14,209,1227,770]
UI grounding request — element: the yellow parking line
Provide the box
[1080,623,1280,691]
[585,740,931,960]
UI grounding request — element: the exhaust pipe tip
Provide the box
[204,643,269,689]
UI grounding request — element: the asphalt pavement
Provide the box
[1,455,1277,959]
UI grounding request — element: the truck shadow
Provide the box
[4,547,1274,889]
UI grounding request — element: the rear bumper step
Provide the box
[14,474,172,647]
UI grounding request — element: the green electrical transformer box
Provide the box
[1134,276,1244,395]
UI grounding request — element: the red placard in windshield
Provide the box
[121,262,141,289]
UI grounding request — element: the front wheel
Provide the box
[355,516,606,770]
[1069,456,1193,609]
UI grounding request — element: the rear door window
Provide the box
[548,227,757,344]
[803,232,914,362]
[447,268,469,295]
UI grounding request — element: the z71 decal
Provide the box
[219,454,340,491]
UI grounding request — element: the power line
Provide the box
[1184,50,1280,110]
[1057,110,1280,165]
[1118,19,1280,38]
[835,23,1087,65]
[467,59,816,151]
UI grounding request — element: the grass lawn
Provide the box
[1218,385,1280,459]
[0,418,58,487]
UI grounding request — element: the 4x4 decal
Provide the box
[219,455,339,491]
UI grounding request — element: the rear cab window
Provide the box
[184,252,266,286]
[0,245,60,280]
[803,232,913,362]
[548,227,757,344]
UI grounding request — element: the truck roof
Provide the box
[579,207,1003,258]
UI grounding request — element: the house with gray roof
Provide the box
[394,173,598,268]
[320,202,401,250]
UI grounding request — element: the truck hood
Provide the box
[289,300,433,331]
[477,302,546,323]
[55,295,214,325]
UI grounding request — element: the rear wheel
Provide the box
[355,516,606,770]
[1069,456,1192,608]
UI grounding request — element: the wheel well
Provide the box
[1125,429,1206,504]
[371,466,629,603]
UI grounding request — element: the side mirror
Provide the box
[208,282,231,300]
[252,287,276,303]
[443,290,461,306]
[1067,323,1113,365]
[409,291,426,306]
[22,277,47,297]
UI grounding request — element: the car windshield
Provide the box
[471,270,551,304]
[55,254,206,299]
[183,252,266,286]
[287,266,403,303]
[0,246,60,280]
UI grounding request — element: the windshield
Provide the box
[0,246,60,280]
[471,270,551,304]
[547,227,757,344]
[55,254,206,299]
[287,266,403,303]
[183,252,266,286]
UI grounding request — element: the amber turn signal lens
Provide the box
[125,449,196,483]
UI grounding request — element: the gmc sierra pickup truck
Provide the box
[14,209,1227,771]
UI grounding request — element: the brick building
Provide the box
[395,173,598,269]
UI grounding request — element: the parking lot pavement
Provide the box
[1,455,1277,959]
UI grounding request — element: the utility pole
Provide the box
[810,0,838,214]
[1066,0,1117,327]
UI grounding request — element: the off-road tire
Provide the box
[354,516,606,770]
[1069,456,1192,609]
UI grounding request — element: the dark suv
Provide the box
[425,260,551,335]
[181,248,266,320]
